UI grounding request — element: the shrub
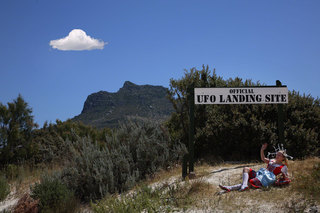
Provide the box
[61,137,115,202]
[30,174,77,213]
[0,175,10,201]
[31,129,67,164]
[61,118,186,202]
[31,120,110,164]
[110,118,186,179]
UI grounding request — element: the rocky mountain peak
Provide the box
[73,81,174,128]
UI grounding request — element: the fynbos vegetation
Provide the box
[61,119,186,201]
[31,174,78,213]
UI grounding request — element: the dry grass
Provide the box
[184,178,218,209]
[202,158,320,212]
[289,157,320,201]
[192,163,215,178]
[143,164,182,185]
[141,158,320,212]
[11,163,64,195]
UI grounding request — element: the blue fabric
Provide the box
[256,168,276,187]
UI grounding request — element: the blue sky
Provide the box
[1,0,319,127]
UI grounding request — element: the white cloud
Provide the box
[49,29,107,51]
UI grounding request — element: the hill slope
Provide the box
[1,159,319,212]
[92,158,320,212]
[72,81,174,128]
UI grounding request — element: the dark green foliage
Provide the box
[31,129,67,163]
[0,94,38,165]
[0,175,10,201]
[31,119,111,164]
[52,119,111,144]
[31,174,77,213]
[284,91,320,158]
[61,118,186,202]
[167,65,320,160]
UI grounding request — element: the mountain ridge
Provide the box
[72,81,174,128]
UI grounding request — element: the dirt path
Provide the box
[205,163,263,186]
[0,186,19,212]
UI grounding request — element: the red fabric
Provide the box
[249,178,262,188]
[249,168,256,179]
[246,163,291,189]
[275,177,291,186]
[267,164,284,176]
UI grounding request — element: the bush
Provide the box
[61,137,115,202]
[0,175,10,201]
[30,174,77,213]
[108,118,186,180]
[31,129,66,164]
[61,118,186,202]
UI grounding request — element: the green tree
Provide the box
[0,94,38,164]
[167,65,320,161]
[166,65,224,147]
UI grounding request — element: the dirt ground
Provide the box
[151,162,319,213]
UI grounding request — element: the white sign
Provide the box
[195,87,288,104]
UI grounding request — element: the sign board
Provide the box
[195,87,288,105]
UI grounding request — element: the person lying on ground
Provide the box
[219,143,291,192]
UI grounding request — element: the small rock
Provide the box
[308,205,318,213]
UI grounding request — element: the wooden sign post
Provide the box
[183,80,288,179]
